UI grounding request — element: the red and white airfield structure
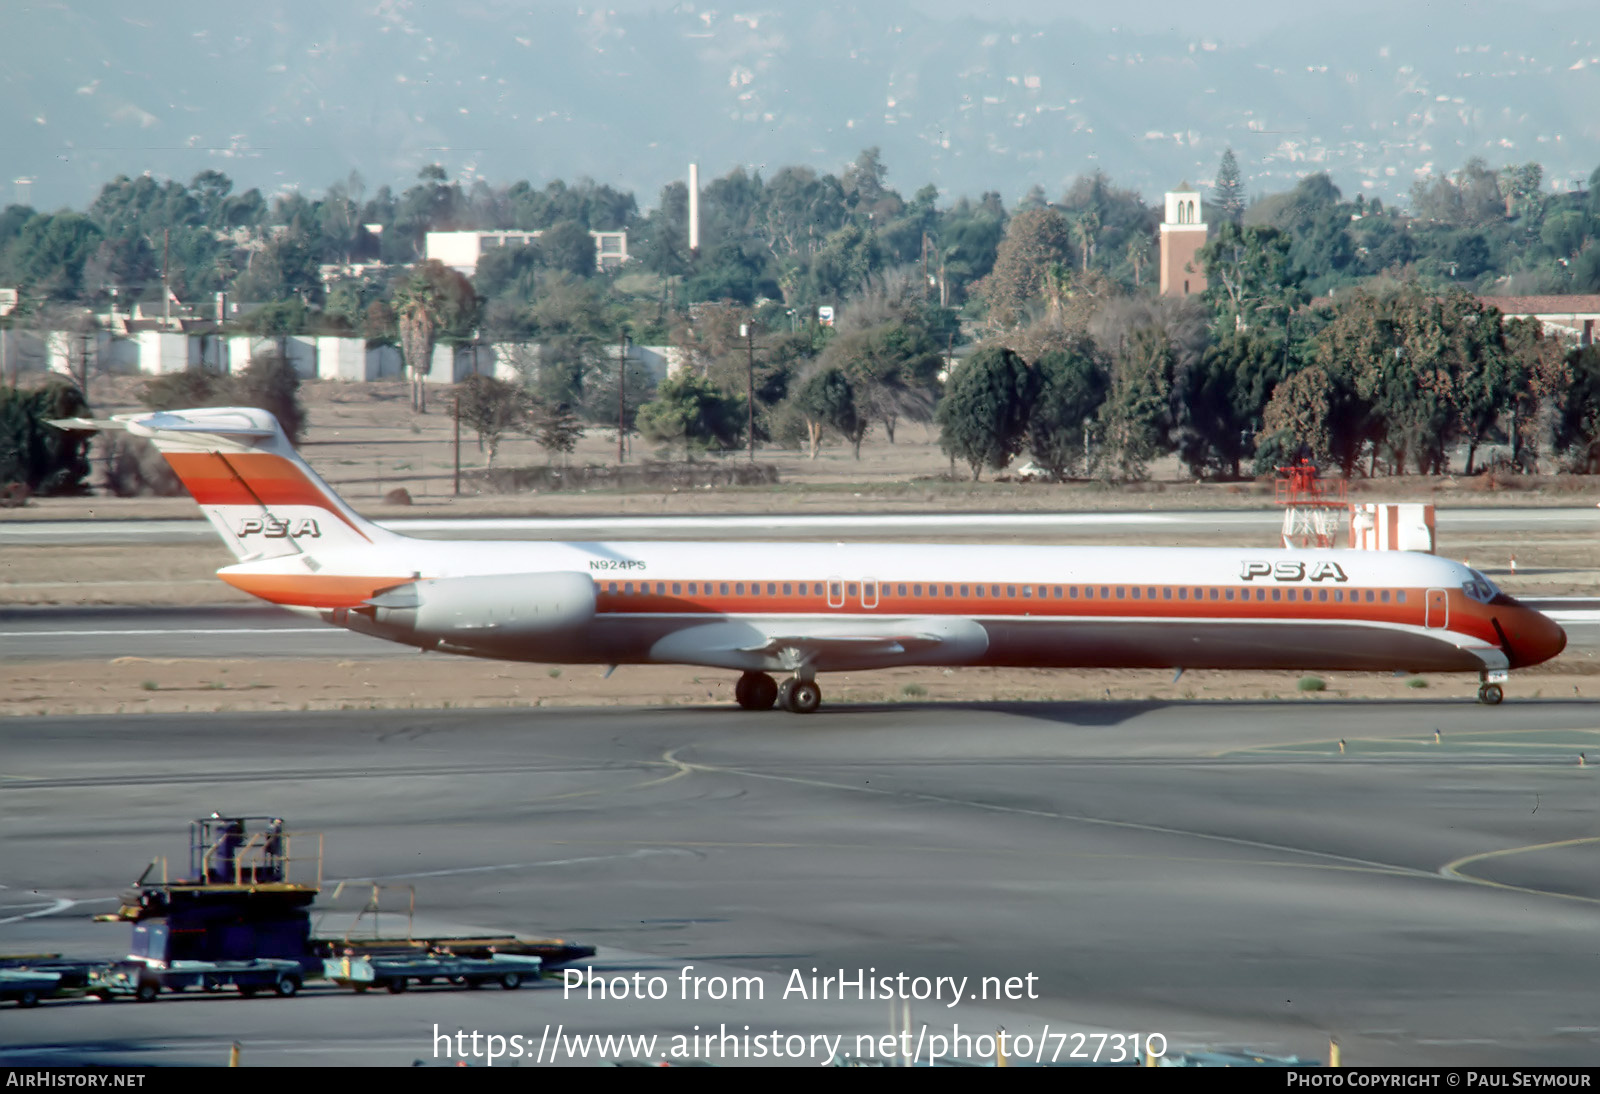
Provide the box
[58,408,1567,713]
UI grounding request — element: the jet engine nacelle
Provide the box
[356,571,596,649]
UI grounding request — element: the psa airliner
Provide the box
[58,407,1566,713]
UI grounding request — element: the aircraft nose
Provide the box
[1503,604,1567,668]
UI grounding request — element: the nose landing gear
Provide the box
[1477,670,1506,706]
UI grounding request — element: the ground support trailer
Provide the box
[90,958,305,1002]
[0,957,102,1007]
[323,952,542,994]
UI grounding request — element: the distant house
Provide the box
[424,229,629,276]
[1477,296,1599,348]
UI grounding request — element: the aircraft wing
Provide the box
[737,632,950,658]
[649,618,991,672]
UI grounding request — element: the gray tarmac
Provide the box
[4,701,1600,1067]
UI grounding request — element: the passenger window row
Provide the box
[599,582,1408,605]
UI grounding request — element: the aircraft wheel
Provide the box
[1479,684,1503,706]
[500,972,522,990]
[134,982,160,1003]
[385,978,408,994]
[737,672,778,710]
[776,678,796,710]
[785,680,822,715]
[275,975,300,998]
[17,990,40,1008]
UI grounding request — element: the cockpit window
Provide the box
[1461,570,1500,603]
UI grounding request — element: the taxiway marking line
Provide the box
[1440,834,1600,906]
[669,749,1600,906]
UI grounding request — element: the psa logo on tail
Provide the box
[238,515,322,540]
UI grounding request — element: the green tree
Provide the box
[537,221,597,278]
[1257,366,1337,470]
[233,228,323,306]
[1402,293,1516,474]
[454,374,529,466]
[822,320,941,444]
[973,208,1073,328]
[236,351,307,445]
[1212,148,1246,225]
[530,400,584,464]
[140,365,233,412]
[793,366,866,459]
[1555,345,1600,471]
[1027,340,1110,480]
[473,244,542,305]
[1177,328,1286,479]
[1098,326,1174,481]
[140,356,306,444]
[1197,223,1301,329]
[12,213,103,300]
[636,371,745,457]
[0,381,92,496]
[935,345,1034,480]
[393,260,479,413]
[1503,316,1571,468]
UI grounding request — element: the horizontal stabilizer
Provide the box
[48,417,131,433]
[51,408,279,439]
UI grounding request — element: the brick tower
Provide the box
[1159,183,1208,297]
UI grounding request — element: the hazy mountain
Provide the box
[4,0,1597,211]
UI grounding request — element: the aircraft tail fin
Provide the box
[54,407,396,563]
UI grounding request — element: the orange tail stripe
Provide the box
[166,452,340,510]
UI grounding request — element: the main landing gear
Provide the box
[735,671,822,714]
[735,671,778,711]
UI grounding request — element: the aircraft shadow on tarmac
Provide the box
[793,697,1600,727]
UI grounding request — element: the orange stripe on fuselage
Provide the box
[219,572,413,608]
[590,584,1502,647]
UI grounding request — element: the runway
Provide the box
[8,506,1600,545]
[4,702,1600,1066]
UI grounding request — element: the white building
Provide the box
[425,229,629,276]
[1478,296,1599,348]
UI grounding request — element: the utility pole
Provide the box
[920,232,929,299]
[162,228,171,329]
[453,391,461,496]
[617,329,629,464]
[741,321,755,461]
